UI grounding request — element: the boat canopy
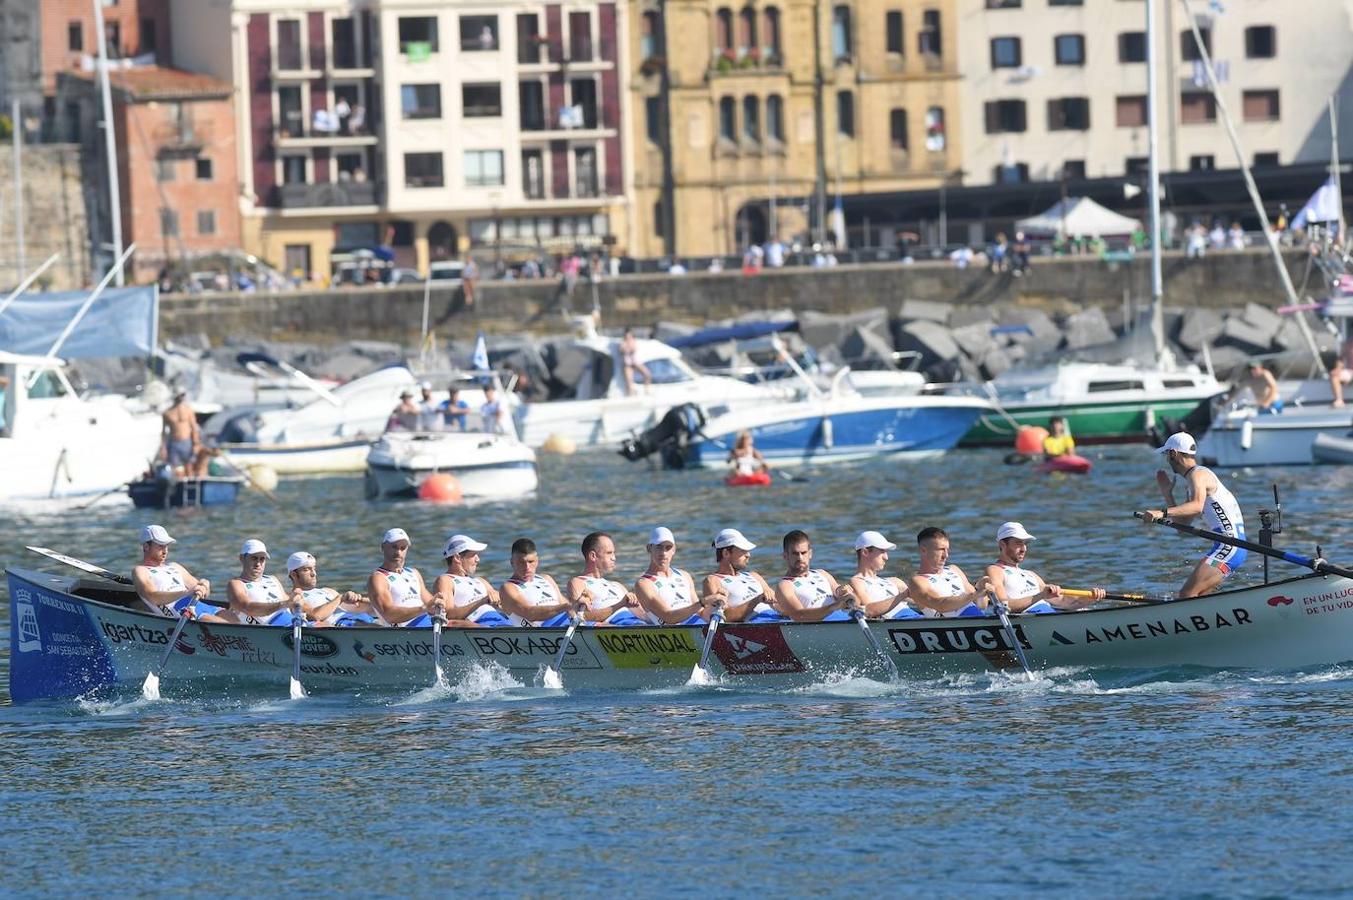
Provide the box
[0,285,157,359]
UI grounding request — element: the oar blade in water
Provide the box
[289,676,307,701]
[141,672,161,701]
[541,666,564,690]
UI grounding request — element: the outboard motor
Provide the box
[618,404,705,469]
[1148,394,1218,448]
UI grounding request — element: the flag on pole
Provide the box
[472,332,489,372]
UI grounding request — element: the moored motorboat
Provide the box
[9,563,1353,702]
[127,473,245,508]
[1312,431,1353,464]
[1197,403,1353,467]
[365,431,538,500]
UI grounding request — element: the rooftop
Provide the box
[69,65,234,102]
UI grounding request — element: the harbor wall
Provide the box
[158,247,1315,346]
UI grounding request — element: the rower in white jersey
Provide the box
[773,530,856,622]
[983,522,1103,614]
[701,528,778,622]
[224,539,298,625]
[433,534,511,626]
[285,551,374,626]
[498,538,578,627]
[568,532,647,626]
[634,527,707,625]
[130,524,226,621]
[365,527,452,627]
[1141,431,1248,597]
[848,530,919,619]
[906,526,991,617]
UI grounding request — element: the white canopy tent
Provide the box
[1291,177,1343,229]
[1016,197,1143,238]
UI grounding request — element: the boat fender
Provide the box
[1240,419,1253,450]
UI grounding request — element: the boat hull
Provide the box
[215,438,374,474]
[1197,406,1353,467]
[12,566,1352,702]
[1312,432,1353,465]
[128,476,244,508]
[960,398,1208,447]
[364,433,539,499]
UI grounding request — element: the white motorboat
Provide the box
[1312,430,1353,464]
[1198,399,1353,467]
[365,431,538,499]
[155,347,342,418]
[0,352,162,501]
[514,320,795,449]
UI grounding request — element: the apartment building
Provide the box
[629,0,964,258]
[171,0,627,281]
[956,0,1353,187]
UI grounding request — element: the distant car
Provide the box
[428,261,465,284]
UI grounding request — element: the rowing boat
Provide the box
[9,564,1353,702]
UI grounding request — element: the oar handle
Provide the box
[1135,512,1353,580]
[1063,588,1167,605]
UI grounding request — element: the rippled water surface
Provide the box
[4,448,1353,896]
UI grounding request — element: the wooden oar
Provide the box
[542,610,583,690]
[431,610,448,688]
[1062,588,1170,605]
[26,546,132,585]
[849,607,899,680]
[987,592,1033,680]
[687,607,724,686]
[1135,513,1353,579]
[289,611,307,700]
[142,609,193,701]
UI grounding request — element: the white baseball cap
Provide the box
[648,526,675,546]
[382,527,412,545]
[443,533,487,557]
[140,524,176,546]
[286,551,316,573]
[240,538,269,557]
[854,530,897,551]
[996,522,1036,542]
[1157,432,1197,455]
[712,528,756,551]
[419,380,433,390]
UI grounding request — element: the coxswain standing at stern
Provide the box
[1139,432,1246,598]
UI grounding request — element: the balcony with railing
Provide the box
[275,110,379,147]
[278,180,381,209]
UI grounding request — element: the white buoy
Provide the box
[247,464,279,492]
[541,433,577,455]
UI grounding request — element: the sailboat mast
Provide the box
[1146,0,1165,364]
[1332,97,1345,247]
[92,0,125,286]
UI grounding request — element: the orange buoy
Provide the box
[1014,425,1049,456]
[417,473,463,503]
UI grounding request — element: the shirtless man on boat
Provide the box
[773,530,856,622]
[160,391,200,475]
[366,528,454,626]
[634,527,707,624]
[1140,432,1247,598]
[434,534,511,626]
[848,531,915,619]
[131,524,226,621]
[223,539,298,625]
[701,528,777,622]
[984,522,1102,613]
[1226,361,1282,414]
[286,551,372,626]
[907,527,991,617]
[568,532,647,625]
[499,538,581,626]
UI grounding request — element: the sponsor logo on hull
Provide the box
[467,632,602,669]
[281,632,340,659]
[887,624,1030,654]
[712,625,804,674]
[596,629,700,668]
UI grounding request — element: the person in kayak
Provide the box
[634,526,707,624]
[1139,431,1247,597]
[848,530,918,619]
[728,430,770,478]
[773,530,856,622]
[366,527,451,626]
[906,526,991,617]
[1042,416,1075,458]
[499,538,578,627]
[434,533,511,626]
[983,522,1103,613]
[131,524,227,621]
[284,551,373,626]
[223,539,299,625]
[568,532,647,625]
[701,528,778,622]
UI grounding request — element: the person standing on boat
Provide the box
[634,527,707,624]
[366,528,451,626]
[984,522,1102,614]
[728,431,770,477]
[1042,417,1075,458]
[499,538,580,626]
[906,527,990,617]
[701,528,778,622]
[568,532,647,625]
[1140,432,1247,597]
[480,385,508,434]
[1330,339,1352,408]
[416,382,442,431]
[223,539,300,625]
[773,530,856,622]
[848,531,917,619]
[131,524,227,621]
[619,329,651,396]
[160,390,200,476]
[434,534,511,626]
[285,551,373,626]
[441,386,470,430]
[388,390,419,431]
[1226,361,1282,414]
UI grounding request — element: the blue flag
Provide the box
[472,332,489,372]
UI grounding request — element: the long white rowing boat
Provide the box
[9,564,1353,702]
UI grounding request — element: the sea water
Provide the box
[3,448,1353,896]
